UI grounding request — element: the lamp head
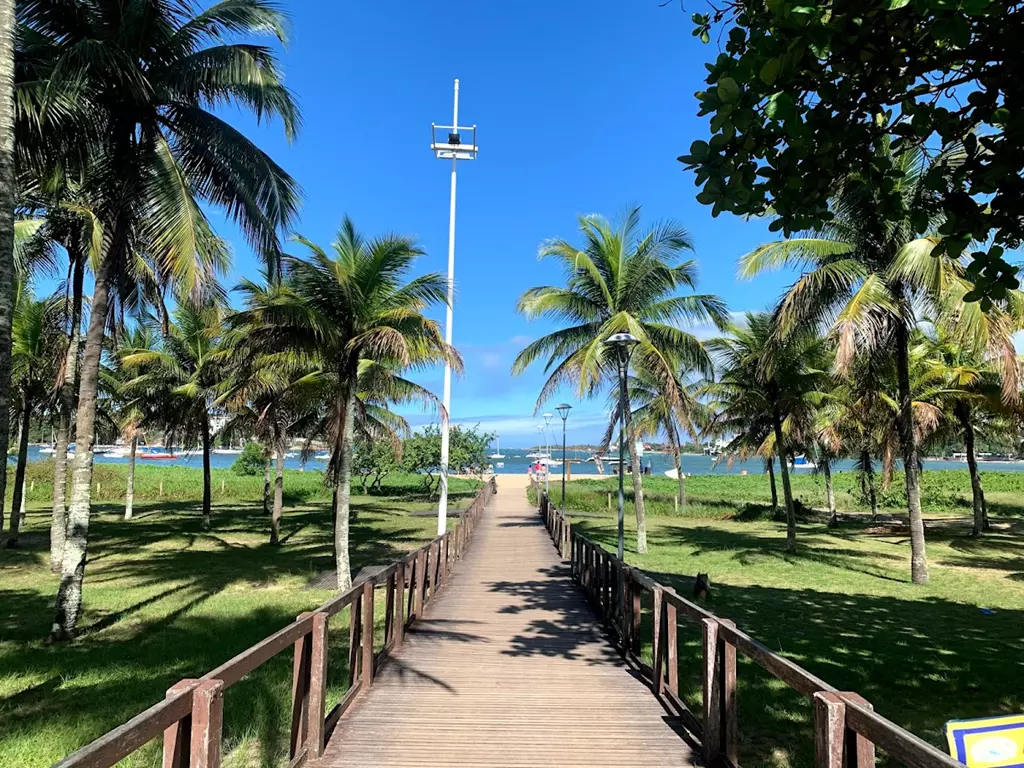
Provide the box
[556,403,572,421]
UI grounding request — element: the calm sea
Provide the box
[22,446,1023,477]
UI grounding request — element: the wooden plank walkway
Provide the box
[320,475,698,767]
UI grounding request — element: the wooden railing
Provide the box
[538,492,963,768]
[54,477,496,768]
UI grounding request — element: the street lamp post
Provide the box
[430,80,478,537]
[556,404,572,513]
[543,413,553,496]
[604,333,639,561]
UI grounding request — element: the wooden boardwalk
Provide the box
[320,476,697,767]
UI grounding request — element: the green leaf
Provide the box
[759,58,782,86]
[884,0,911,8]
[700,30,710,44]
[765,92,796,121]
[689,140,711,162]
[717,77,741,103]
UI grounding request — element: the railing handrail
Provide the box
[537,491,963,768]
[54,476,497,768]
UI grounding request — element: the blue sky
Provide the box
[211,0,808,446]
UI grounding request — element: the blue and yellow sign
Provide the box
[946,715,1024,768]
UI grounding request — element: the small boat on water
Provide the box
[314,452,329,461]
[488,435,505,460]
[791,455,816,470]
[139,451,177,460]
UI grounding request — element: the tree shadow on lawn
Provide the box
[643,575,1023,768]
[571,521,1023,767]
[0,498,438,767]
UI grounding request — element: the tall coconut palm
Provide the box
[916,322,1021,535]
[738,142,989,583]
[122,303,229,530]
[232,219,459,589]
[512,208,727,553]
[705,313,828,549]
[22,0,302,641]
[104,324,160,521]
[6,285,63,545]
[0,0,16,536]
[616,362,707,509]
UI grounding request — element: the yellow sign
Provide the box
[946,715,1024,768]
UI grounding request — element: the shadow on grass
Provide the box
[0,493,442,767]
[566,519,1024,768]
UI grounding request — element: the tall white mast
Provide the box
[430,80,478,536]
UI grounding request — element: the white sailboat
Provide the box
[487,436,504,460]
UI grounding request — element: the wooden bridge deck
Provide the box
[320,476,698,767]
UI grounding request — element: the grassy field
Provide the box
[554,468,1024,518]
[545,473,1024,768]
[0,465,481,768]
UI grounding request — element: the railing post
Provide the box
[301,612,328,759]
[289,612,312,759]
[189,680,224,768]
[666,600,678,695]
[630,573,642,657]
[348,597,361,688]
[384,571,396,647]
[415,548,427,616]
[652,587,664,696]
[840,693,876,768]
[438,535,448,586]
[163,679,198,768]
[814,692,846,768]
[395,561,406,650]
[361,580,375,687]
[702,618,738,767]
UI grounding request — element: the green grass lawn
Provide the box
[0,466,480,768]
[549,473,1024,768]
[553,469,1024,519]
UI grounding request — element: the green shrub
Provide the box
[232,442,267,475]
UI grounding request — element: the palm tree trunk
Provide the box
[667,425,685,508]
[7,391,30,545]
[767,456,778,509]
[772,410,797,550]
[623,412,647,554]
[894,321,929,584]
[334,380,356,591]
[956,403,985,536]
[124,434,138,521]
[262,445,272,516]
[0,0,16,534]
[201,413,212,529]
[823,457,837,526]
[862,449,879,519]
[51,250,84,570]
[271,429,285,545]
[51,250,116,641]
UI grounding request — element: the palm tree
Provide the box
[0,0,16,536]
[916,322,1021,535]
[512,208,727,553]
[122,304,229,530]
[232,218,459,589]
[620,363,707,509]
[738,143,982,583]
[705,313,828,550]
[6,285,62,545]
[104,324,160,521]
[22,0,302,641]
[218,345,322,545]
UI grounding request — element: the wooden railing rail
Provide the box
[54,476,496,768]
[538,491,962,768]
